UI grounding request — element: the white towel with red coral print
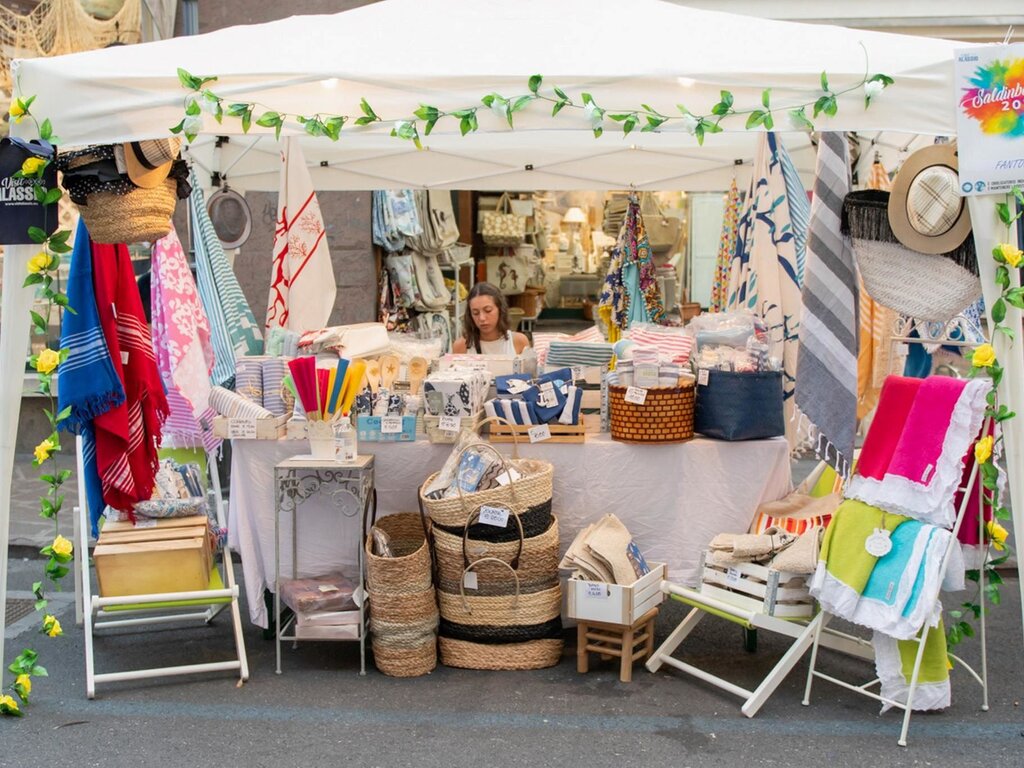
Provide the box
[266,137,335,331]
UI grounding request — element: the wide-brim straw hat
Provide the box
[888,143,972,255]
[119,137,182,189]
[842,189,981,322]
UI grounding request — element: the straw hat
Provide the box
[842,189,980,322]
[118,138,182,189]
[887,143,972,255]
[206,185,252,249]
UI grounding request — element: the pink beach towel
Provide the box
[853,376,921,481]
[846,376,988,527]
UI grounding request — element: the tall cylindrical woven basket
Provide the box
[365,512,438,677]
[608,382,695,444]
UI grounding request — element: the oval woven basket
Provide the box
[437,583,561,628]
[608,382,695,444]
[369,615,439,647]
[420,458,553,528]
[438,637,563,670]
[365,512,433,596]
[439,616,563,644]
[76,177,177,245]
[433,517,560,593]
[432,498,553,543]
[371,637,437,678]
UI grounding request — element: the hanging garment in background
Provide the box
[267,136,336,331]
[711,178,741,312]
[91,235,169,516]
[190,174,263,388]
[151,226,219,453]
[857,160,897,419]
[727,133,803,448]
[795,132,859,479]
[598,196,664,332]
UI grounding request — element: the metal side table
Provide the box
[273,455,375,674]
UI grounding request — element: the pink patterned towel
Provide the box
[846,376,988,527]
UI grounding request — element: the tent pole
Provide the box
[0,243,37,672]
[968,195,1024,646]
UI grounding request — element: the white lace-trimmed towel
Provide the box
[267,137,336,332]
[845,375,988,527]
[795,132,859,479]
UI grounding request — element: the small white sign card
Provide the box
[624,386,648,405]
[478,505,510,528]
[528,424,551,443]
[439,415,461,433]
[380,416,403,434]
[228,418,258,439]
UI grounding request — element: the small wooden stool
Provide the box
[576,607,659,682]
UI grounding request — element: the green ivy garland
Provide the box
[171,68,893,147]
[1,96,74,717]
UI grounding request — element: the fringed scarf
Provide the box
[91,237,169,515]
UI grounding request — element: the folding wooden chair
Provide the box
[76,439,249,697]
[646,462,872,717]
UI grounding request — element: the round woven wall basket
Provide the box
[608,382,695,444]
[76,177,177,245]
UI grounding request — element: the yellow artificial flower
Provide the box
[974,435,993,465]
[997,242,1024,268]
[33,437,55,464]
[986,520,1009,552]
[26,251,51,274]
[971,343,996,369]
[15,674,31,696]
[51,534,72,559]
[0,694,20,714]
[35,348,59,374]
[20,156,46,176]
[8,100,25,122]
[43,614,62,638]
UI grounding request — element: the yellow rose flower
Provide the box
[986,520,1009,552]
[974,435,993,465]
[971,343,996,369]
[998,242,1024,268]
[43,615,62,638]
[8,100,25,122]
[0,693,20,714]
[33,437,55,464]
[20,156,46,177]
[51,534,72,559]
[35,348,60,374]
[15,674,31,696]
[26,251,51,274]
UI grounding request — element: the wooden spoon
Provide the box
[364,358,381,394]
[407,356,428,395]
[379,354,400,391]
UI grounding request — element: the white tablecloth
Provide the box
[229,434,792,627]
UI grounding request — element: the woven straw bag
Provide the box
[480,192,527,246]
[365,512,433,595]
[609,382,695,444]
[419,420,553,528]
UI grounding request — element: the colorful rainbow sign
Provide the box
[955,43,1024,197]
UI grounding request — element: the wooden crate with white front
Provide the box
[698,552,813,619]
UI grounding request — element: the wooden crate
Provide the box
[488,422,586,443]
[698,552,813,619]
[213,414,288,440]
[566,563,666,624]
[94,536,212,598]
[423,412,482,444]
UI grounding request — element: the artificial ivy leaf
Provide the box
[414,105,440,122]
[451,109,475,119]
[820,71,829,93]
[39,118,52,141]
[554,86,568,101]
[169,119,185,135]
[592,126,603,138]
[185,99,201,117]
[988,569,1005,586]
[256,111,281,128]
[995,264,1010,288]
[789,107,814,132]
[360,98,378,120]
[959,621,975,638]
[551,100,567,117]
[763,112,774,130]
[641,104,657,115]
[177,67,199,90]
[1004,290,1024,309]
[761,89,771,109]
[324,117,344,141]
[29,310,47,333]
[23,273,44,288]
[581,92,593,106]
[711,90,733,116]
[869,74,895,86]
[997,325,1016,342]
[511,96,532,113]
[996,202,1011,224]
[993,297,1007,324]
[241,111,252,133]
[641,116,667,132]
[985,583,1001,605]
[676,104,690,115]
[745,110,766,130]
[422,118,436,136]
[226,103,249,117]
[43,188,61,205]
[34,185,47,203]
[480,94,497,108]
[608,113,631,122]
[28,226,47,244]
[528,74,542,94]
[459,116,472,136]
[694,123,705,146]
[622,115,638,135]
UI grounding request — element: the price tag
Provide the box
[698,368,710,386]
[120,350,129,365]
[227,418,258,439]
[584,582,609,599]
[478,505,510,528]
[133,519,157,529]
[624,386,648,405]
[726,567,742,586]
[528,424,551,443]
[380,415,403,434]
[538,381,559,408]
[439,415,461,433]
[463,571,478,590]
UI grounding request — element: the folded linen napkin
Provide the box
[767,526,822,574]
[846,376,988,526]
[709,526,798,564]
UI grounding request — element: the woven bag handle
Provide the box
[453,441,520,518]
[474,415,520,458]
[460,556,520,613]
[461,505,525,571]
[496,191,513,215]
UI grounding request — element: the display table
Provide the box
[229,434,791,627]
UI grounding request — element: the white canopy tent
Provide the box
[3,0,1021,663]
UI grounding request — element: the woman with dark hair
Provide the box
[452,281,530,355]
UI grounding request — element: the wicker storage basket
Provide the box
[371,637,437,678]
[608,382,695,444]
[77,177,177,244]
[365,512,433,595]
[438,637,563,670]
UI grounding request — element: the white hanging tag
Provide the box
[478,505,510,527]
[698,368,710,386]
[865,528,893,557]
[463,571,478,590]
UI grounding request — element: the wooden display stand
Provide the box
[576,607,659,683]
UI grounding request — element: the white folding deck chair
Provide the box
[646,462,873,717]
[76,438,249,698]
